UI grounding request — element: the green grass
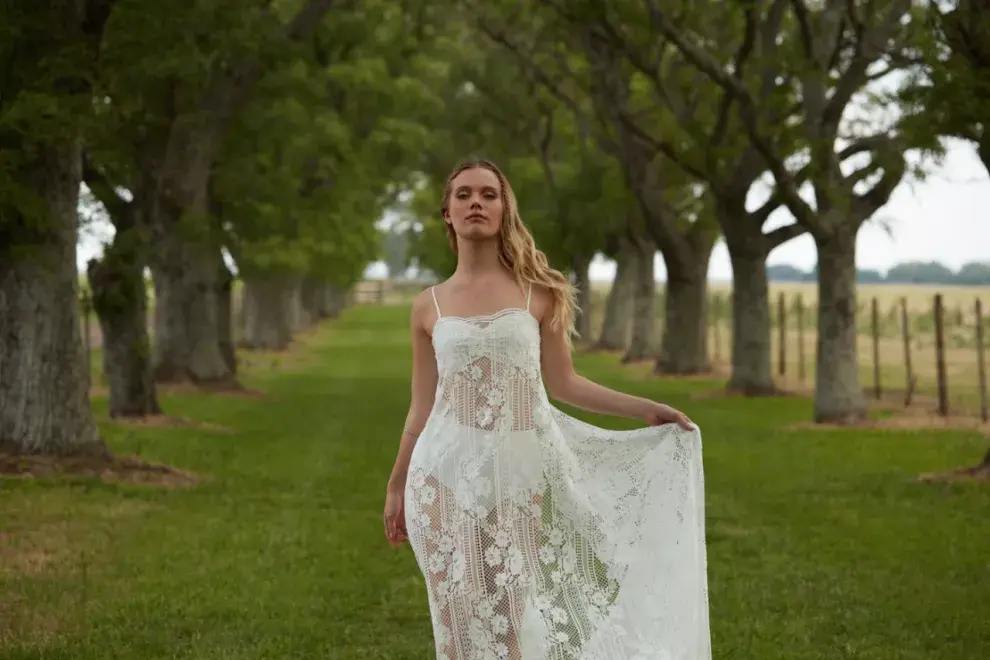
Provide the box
[3,305,989,659]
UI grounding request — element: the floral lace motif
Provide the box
[405,310,710,659]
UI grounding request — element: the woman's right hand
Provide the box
[384,484,408,549]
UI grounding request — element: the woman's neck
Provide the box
[453,238,503,279]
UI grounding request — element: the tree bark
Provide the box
[595,242,636,350]
[151,233,235,385]
[656,247,712,374]
[623,238,656,363]
[240,275,299,350]
[726,245,776,395]
[570,255,593,341]
[299,275,325,324]
[326,283,347,317]
[287,279,307,333]
[0,143,105,456]
[814,228,867,422]
[88,236,161,418]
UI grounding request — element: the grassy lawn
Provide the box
[3,304,989,659]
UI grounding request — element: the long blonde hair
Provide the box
[440,159,578,343]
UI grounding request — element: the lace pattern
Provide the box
[405,308,710,659]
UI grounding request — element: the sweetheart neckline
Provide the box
[430,308,539,337]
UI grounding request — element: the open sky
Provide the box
[76,139,989,282]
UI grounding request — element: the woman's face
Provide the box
[444,167,504,242]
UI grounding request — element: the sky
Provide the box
[76,138,990,282]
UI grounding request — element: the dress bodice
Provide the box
[429,308,547,434]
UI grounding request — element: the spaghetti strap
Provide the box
[430,286,442,317]
[525,283,532,311]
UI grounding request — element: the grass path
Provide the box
[2,305,989,659]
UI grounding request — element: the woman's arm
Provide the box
[387,291,439,490]
[536,287,693,429]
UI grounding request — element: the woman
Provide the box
[384,160,711,659]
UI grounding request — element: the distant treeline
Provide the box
[768,261,990,286]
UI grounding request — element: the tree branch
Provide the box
[82,0,116,39]
[765,222,806,250]
[711,5,757,147]
[642,1,815,227]
[789,0,816,61]
[822,0,912,134]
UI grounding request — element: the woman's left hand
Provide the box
[643,402,695,431]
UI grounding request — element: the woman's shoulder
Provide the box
[524,281,555,318]
[410,282,445,321]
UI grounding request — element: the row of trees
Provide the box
[403,0,990,429]
[2,1,988,461]
[1,0,450,458]
[769,261,990,285]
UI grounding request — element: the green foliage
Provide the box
[0,4,103,248]
[902,1,990,174]
[211,0,444,284]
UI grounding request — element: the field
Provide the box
[592,281,990,419]
[4,304,989,659]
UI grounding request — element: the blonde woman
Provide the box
[384,160,711,659]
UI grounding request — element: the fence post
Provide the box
[871,297,881,399]
[976,298,988,423]
[796,294,805,382]
[900,297,914,406]
[777,291,786,377]
[934,293,948,416]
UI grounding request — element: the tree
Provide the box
[82,169,162,418]
[0,1,114,455]
[91,0,338,386]
[471,4,719,372]
[563,0,808,393]
[650,0,930,422]
[916,1,990,176]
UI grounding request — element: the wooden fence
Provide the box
[706,291,989,421]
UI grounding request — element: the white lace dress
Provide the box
[404,287,711,660]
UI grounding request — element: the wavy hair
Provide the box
[440,159,578,343]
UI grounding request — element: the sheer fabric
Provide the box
[404,289,710,660]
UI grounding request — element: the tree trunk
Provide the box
[285,276,310,341]
[813,229,866,422]
[299,275,324,324]
[726,246,776,395]
[325,284,346,318]
[217,256,237,375]
[595,243,636,350]
[88,233,161,418]
[240,275,298,350]
[151,233,235,386]
[571,255,593,340]
[656,251,711,374]
[623,239,656,362]
[0,143,105,456]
